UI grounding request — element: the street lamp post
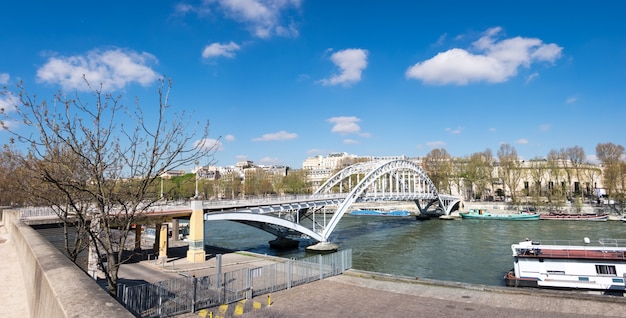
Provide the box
[195,160,199,199]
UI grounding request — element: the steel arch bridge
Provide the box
[202,159,460,244]
[312,159,459,241]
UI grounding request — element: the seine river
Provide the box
[204,215,626,287]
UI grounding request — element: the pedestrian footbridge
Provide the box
[200,159,460,243]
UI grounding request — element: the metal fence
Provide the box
[117,249,352,317]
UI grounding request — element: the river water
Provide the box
[203,215,626,287]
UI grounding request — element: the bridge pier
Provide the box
[306,241,339,253]
[157,223,169,262]
[186,200,206,263]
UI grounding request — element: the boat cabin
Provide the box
[506,238,626,292]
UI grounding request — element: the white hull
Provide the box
[507,238,626,291]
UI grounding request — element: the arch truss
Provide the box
[313,159,459,242]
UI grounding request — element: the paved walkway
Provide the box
[0,223,29,318]
[236,271,626,318]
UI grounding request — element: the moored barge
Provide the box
[505,238,626,292]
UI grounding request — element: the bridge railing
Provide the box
[201,193,346,207]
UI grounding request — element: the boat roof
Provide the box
[512,238,626,260]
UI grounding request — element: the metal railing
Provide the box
[117,249,352,317]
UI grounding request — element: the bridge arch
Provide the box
[204,212,324,241]
[314,159,444,241]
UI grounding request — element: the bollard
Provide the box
[267,294,271,307]
[209,311,213,318]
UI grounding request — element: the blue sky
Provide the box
[1,1,624,169]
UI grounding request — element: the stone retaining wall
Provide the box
[2,210,133,318]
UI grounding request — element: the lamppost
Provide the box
[195,160,200,199]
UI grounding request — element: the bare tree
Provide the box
[1,78,216,296]
[497,143,522,203]
[566,145,586,197]
[596,142,625,201]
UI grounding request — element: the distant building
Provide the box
[302,153,413,189]
[160,170,185,179]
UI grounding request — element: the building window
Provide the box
[595,265,617,276]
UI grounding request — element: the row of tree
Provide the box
[422,142,626,209]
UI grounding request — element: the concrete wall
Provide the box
[2,210,133,318]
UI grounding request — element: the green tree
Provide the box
[280,169,310,194]
[423,148,453,193]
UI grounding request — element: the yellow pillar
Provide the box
[186,200,206,263]
[158,223,169,261]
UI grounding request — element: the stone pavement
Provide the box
[234,271,626,318]
[0,223,29,318]
[163,257,626,318]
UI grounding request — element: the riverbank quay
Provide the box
[134,247,626,318]
[227,270,626,318]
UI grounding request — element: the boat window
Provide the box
[612,278,624,283]
[595,265,617,276]
[578,277,590,281]
[547,270,565,275]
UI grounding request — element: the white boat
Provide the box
[505,237,626,292]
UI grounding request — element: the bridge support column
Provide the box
[171,219,180,241]
[186,200,206,263]
[158,223,169,262]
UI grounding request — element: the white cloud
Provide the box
[525,72,539,84]
[0,73,9,84]
[539,124,551,132]
[306,148,327,155]
[258,156,283,165]
[202,41,241,59]
[320,49,368,86]
[253,130,298,141]
[426,141,446,148]
[327,116,361,135]
[36,48,159,92]
[445,127,462,134]
[0,92,19,129]
[516,138,529,144]
[210,0,301,38]
[343,139,358,145]
[406,27,563,85]
[224,134,236,142]
[0,91,16,110]
[194,138,223,151]
[565,96,577,104]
